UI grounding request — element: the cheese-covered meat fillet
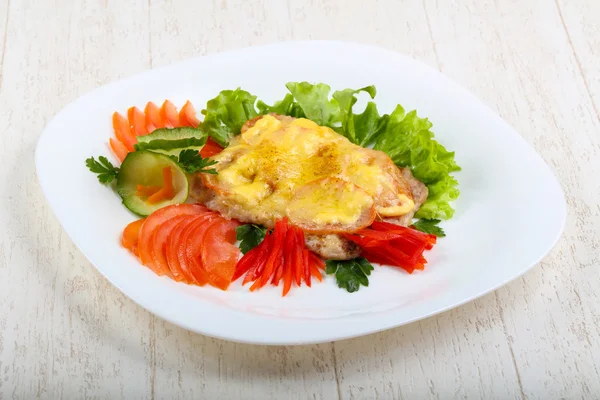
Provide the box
[191,114,428,259]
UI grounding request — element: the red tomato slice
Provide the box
[201,218,241,290]
[200,137,224,158]
[138,204,208,275]
[145,102,164,132]
[182,216,221,286]
[166,214,209,282]
[150,215,192,279]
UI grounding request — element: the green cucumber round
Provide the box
[116,150,189,216]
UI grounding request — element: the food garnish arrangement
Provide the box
[86,82,460,295]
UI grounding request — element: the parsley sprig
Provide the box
[235,224,267,254]
[325,257,374,293]
[85,156,120,184]
[171,149,218,175]
[412,219,446,237]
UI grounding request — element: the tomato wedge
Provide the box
[201,219,241,290]
[179,100,200,127]
[160,100,180,128]
[200,137,224,158]
[138,204,208,274]
[145,101,164,132]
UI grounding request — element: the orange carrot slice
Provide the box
[128,106,149,136]
[179,100,200,127]
[160,100,180,128]
[109,138,128,162]
[112,112,137,151]
[147,167,175,204]
[136,184,161,197]
[145,102,164,133]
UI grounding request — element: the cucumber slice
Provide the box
[141,146,203,158]
[137,127,205,144]
[116,150,189,216]
[134,137,206,157]
[134,127,207,157]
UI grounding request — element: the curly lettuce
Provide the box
[200,82,460,220]
[374,105,460,219]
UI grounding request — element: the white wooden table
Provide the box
[1,0,599,398]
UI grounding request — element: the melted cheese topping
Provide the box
[209,115,414,226]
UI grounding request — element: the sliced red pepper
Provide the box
[242,234,273,285]
[309,252,325,270]
[293,229,304,286]
[242,234,271,285]
[273,227,294,285]
[251,219,288,290]
[232,244,262,281]
[282,259,293,296]
[302,249,311,287]
[310,264,323,281]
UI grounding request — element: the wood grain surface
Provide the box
[0,0,598,398]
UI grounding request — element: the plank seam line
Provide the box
[148,0,153,68]
[494,292,526,400]
[421,0,442,71]
[0,0,11,92]
[331,342,342,400]
[554,0,600,123]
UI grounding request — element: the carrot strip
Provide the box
[147,167,175,204]
[179,100,201,127]
[136,184,161,197]
[160,100,180,128]
[145,102,164,132]
[109,138,128,162]
[128,106,149,136]
[112,112,137,151]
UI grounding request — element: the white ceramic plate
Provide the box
[36,41,566,345]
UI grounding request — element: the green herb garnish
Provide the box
[85,156,120,184]
[235,224,267,254]
[325,257,374,293]
[412,219,446,237]
[172,149,218,175]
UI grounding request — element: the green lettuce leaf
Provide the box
[284,82,341,126]
[374,105,460,219]
[332,86,387,146]
[201,88,258,147]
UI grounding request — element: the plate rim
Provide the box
[35,40,567,345]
